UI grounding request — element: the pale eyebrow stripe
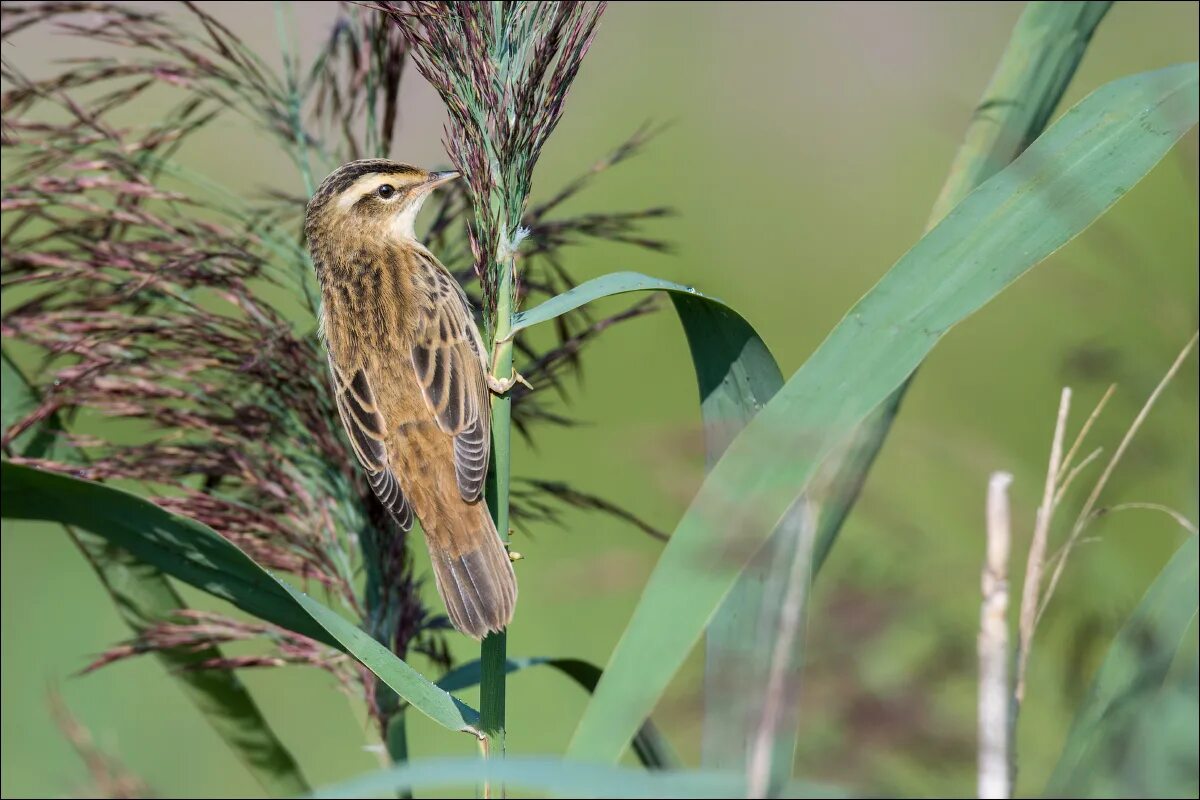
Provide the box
[322,159,418,198]
[336,175,406,209]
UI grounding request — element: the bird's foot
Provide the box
[487,369,533,395]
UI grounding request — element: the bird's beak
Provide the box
[424,170,460,189]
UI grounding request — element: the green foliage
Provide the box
[438,657,678,769]
[512,269,789,771]
[0,461,480,734]
[567,62,1199,764]
[306,755,845,798]
[1,3,1197,797]
[1048,534,1199,797]
[0,353,310,796]
[809,0,1113,578]
[672,291,797,785]
[513,271,804,784]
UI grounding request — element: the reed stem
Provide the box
[481,246,516,781]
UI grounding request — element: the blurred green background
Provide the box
[2,2,1197,797]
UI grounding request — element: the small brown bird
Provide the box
[305,159,519,639]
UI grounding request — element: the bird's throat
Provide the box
[388,196,429,242]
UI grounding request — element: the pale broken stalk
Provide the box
[979,472,1013,800]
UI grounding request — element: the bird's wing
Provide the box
[409,265,491,502]
[327,352,414,530]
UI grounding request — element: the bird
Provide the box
[305,159,520,639]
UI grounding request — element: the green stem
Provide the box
[476,8,521,785]
[384,712,412,800]
[481,249,515,773]
[386,713,409,762]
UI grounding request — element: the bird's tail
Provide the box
[425,504,517,639]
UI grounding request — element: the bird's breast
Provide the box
[320,243,420,356]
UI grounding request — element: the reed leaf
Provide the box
[567,62,1200,764]
[307,755,846,799]
[809,1,1114,577]
[506,273,802,782]
[0,352,310,795]
[0,461,481,735]
[437,656,678,769]
[701,3,1115,788]
[1047,534,1199,796]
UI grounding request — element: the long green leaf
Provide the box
[511,276,802,779]
[1047,535,1200,796]
[307,755,846,799]
[567,63,1200,763]
[762,5,1112,783]
[0,352,310,795]
[773,6,1110,784]
[0,461,481,734]
[671,290,813,785]
[810,0,1113,575]
[508,272,724,337]
[670,293,811,783]
[927,1,1113,225]
[438,657,678,769]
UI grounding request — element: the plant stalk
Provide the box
[481,247,516,776]
[979,472,1013,799]
[385,712,413,799]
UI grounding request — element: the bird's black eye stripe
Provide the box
[377,184,396,199]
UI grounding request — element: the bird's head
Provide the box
[305,159,459,245]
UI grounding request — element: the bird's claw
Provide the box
[488,369,533,395]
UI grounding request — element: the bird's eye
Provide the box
[377,184,396,199]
